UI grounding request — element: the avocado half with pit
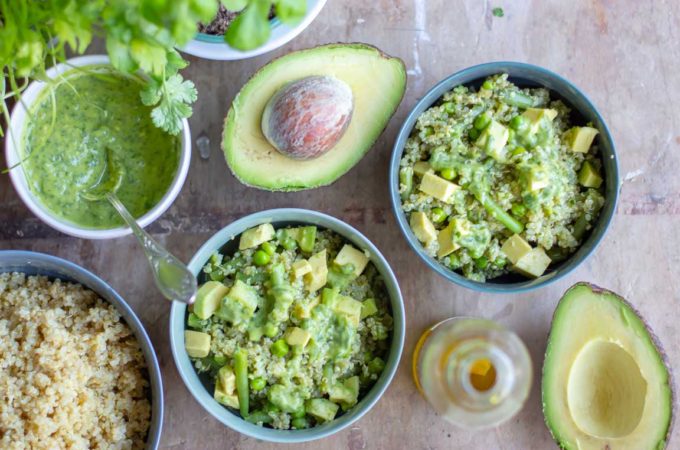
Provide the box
[543,283,674,450]
[222,43,407,191]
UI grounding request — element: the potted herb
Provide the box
[183,0,328,60]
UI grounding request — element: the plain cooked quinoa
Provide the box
[399,74,605,281]
[0,273,151,450]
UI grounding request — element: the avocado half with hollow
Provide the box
[222,43,407,191]
[543,283,674,450]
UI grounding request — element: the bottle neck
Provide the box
[442,339,515,411]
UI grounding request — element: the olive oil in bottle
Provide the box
[412,317,532,428]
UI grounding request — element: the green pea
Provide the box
[282,237,297,250]
[509,115,528,132]
[261,242,276,255]
[468,128,480,140]
[440,168,455,180]
[250,377,266,391]
[291,409,306,419]
[253,250,270,266]
[474,256,489,269]
[264,323,278,338]
[474,111,492,130]
[511,203,527,217]
[271,339,290,357]
[442,102,456,114]
[431,207,447,223]
[482,80,494,90]
[368,357,385,374]
[423,126,434,137]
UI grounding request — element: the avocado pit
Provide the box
[261,76,354,160]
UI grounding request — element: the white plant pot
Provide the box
[180,0,327,61]
[4,55,192,240]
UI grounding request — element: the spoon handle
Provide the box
[106,193,197,304]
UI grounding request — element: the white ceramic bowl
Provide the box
[180,0,327,61]
[4,55,192,240]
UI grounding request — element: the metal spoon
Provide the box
[82,147,197,304]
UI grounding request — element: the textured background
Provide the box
[1,0,679,448]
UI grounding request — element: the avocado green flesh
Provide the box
[223,43,407,191]
[542,283,672,450]
[22,67,180,228]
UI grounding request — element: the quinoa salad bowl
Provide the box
[0,251,163,450]
[169,209,405,443]
[389,62,619,293]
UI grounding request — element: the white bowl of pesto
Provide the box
[180,0,327,61]
[4,55,192,240]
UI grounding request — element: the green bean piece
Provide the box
[298,226,317,253]
[261,242,276,256]
[473,190,524,234]
[250,377,266,391]
[399,166,414,201]
[234,349,249,417]
[468,128,480,140]
[292,417,310,429]
[572,214,588,241]
[474,111,492,130]
[187,312,204,330]
[431,207,447,223]
[245,410,273,424]
[500,90,536,109]
[291,409,306,419]
[253,250,270,266]
[271,339,290,357]
[269,264,286,287]
[546,247,570,263]
[482,80,494,90]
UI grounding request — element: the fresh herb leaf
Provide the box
[221,0,249,10]
[492,7,504,17]
[147,74,198,135]
[225,0,272,50]
[274,0,306,25]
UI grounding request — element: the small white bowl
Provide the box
[4,55,192,240]
[180,0,327,61]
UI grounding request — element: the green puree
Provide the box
[22,66,179,229]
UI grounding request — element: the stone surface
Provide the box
[1,0,679,448]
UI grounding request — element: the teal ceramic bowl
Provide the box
[169,209,405,442]
[389,62,619,293]
[0,251,164,449]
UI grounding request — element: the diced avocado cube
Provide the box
[333,295,363,326]
[194,281,230,319]
[329,384,355,405]
[293,295,320,320]
[501,234,533,265]
[564,126,599,153]
[268,384,304,413]
[475,120,509,161]
[523,165,550,191]
[304,250,328,292]
[522,108,558,133]
[409,211,437,245]
[360,298,378,319]
[239,224,276,250]
[185,330,211,358]
[321,287,340,306]
[292,259,313,278]
[284,327,311,347]
[512,246,552,278]
[437,221,461,258]
[228,280,259,313]
[334,245,369,277]
[419,171,460,203]
[306,398,339,422]
[214,381,239,409]
[578,161,603,188]
[217,365,237,394]
[216,296,251,325]
[413,161,432,176]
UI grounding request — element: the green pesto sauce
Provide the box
[22,66,180,229]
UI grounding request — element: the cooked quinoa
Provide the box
[399,74,605,281]
[0,273,151,450]
[185,226,392,430]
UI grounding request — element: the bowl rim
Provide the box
[3,54,192,240]
[0,250,164,449]
[168,208,405,442]
[180,0,328,61]
[389,61,620,293]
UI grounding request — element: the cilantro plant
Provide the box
[224,0,306,51]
